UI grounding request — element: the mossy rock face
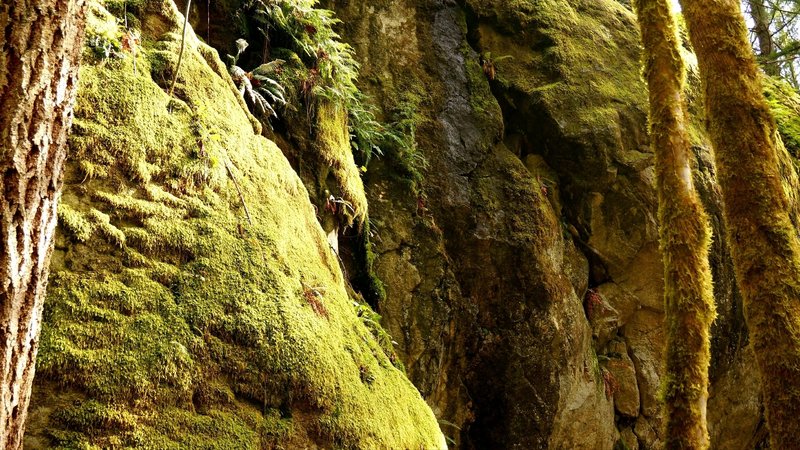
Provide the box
[459,3,666,445]
[463,0,658,279]
[328,0,619,448]
[24,1,445,448]
[325,0,792,448]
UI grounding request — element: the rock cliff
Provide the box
[24,0,800,448]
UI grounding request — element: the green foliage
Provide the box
[353,299,405,373]
[248,0,360,103]
[348,95,386,164]
[228,39,287,122]
[241,0,411,163]
[764,75,800,157]
[383,93,429,191]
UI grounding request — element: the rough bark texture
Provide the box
[634,0,716,448]
[680,0,800,447]
[0,1,86,447]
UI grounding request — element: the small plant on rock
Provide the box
[585,288,604,320]
[602,367,619,399]
[301,282,328,318]
[227,39,287,121]
[480,52,513,81]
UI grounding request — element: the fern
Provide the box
[227,39,287,122]
[241,0,411,163]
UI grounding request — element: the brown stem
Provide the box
[634,0,716,447]
[168,0,192,100]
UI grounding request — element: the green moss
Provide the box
[89,209,127,247]
[27,2,444,448]
[467,0,646,135]
[763,76,800,157]
[463,45,503,125]
[316,101,369,225]
[759,77,800,227]
[57,203,95,243]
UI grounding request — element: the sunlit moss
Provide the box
[57,203,95,243]
[763,76,800,156]
[316,101,369,225]
[467,0,646,134]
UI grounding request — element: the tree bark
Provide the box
[0,1,86,447]
[679,0,800,447]
[748,0,779,75]
[633,0,716,448]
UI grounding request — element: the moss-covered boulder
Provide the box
[23,1,445,448]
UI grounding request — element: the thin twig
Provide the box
[168,0,192,100]
[124,1,137,75]
[222,155,271,272]
[329,242,348,279]
[225,159,253,225]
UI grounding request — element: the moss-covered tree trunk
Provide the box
[679,0,800,446]
[634,0,716,447]
[0,1,86,447]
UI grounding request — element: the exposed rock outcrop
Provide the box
[327,0,778,448]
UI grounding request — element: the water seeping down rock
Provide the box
[21,0,800,448]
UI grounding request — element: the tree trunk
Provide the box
[679,0,800,447]
[0,1,86,447]
[634,0,716,448]
[748,0,779,75]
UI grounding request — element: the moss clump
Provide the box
[763,76,800,157]
[26,1,445,448]
[466,0,646,150]
[57,203,95,243]
[316,101,369,224]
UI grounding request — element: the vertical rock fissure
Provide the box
[458,3,606,294]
